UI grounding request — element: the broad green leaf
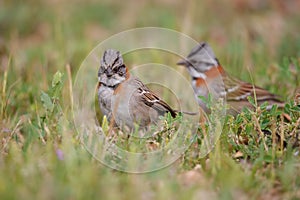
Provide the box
[40,91,54,111]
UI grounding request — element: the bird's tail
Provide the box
[174,110,198,116]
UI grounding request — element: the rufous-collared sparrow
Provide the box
[98,49,177,130]
[177,42,285,115]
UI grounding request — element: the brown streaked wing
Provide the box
[136,79,177,118]
[223,75,283,104]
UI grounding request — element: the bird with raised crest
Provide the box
[177,42,285,115]
[98,49,177,130]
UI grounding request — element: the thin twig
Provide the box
[290,117,300,137]
[1,118,23,153]
[252,114,268,151]
[280,114,284,151]
[66,64,73,111]
[1,56,10,119]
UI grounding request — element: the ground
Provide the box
[0,0,300,199]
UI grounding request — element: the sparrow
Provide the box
[98,49,177,130]
[177,42,285,115]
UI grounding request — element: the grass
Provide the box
[1,0,300,199]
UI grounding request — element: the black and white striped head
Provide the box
[177,42,219,77]
[98,49,127,87]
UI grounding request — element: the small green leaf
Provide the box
[284,103,291,113]
[263,154,273,163]
[40,91,54,111]
[101,115,109,132]
[50,71,64,98]
[166,112,173,124]
[260,102,268,110]
[260,119,270,130]
[245,123,252,134]
[247,96,255,107]
[270,104,278,116]
[291,105,300,112]
[52,71,63,87]
[235,114,243,124]
[198,93,213,109]
[198,95,208,104]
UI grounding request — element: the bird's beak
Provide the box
[176,59,188,66]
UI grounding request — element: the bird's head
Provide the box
[177,42,219,78]
[98,49,127,87]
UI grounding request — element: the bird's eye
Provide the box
[118,65,126,76]
[113,67,119,73]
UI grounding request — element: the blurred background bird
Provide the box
[177,42,285,115]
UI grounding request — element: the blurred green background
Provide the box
[1,0,300,115]
[1,0,300,199]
